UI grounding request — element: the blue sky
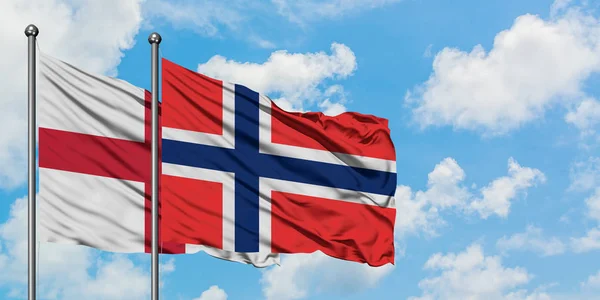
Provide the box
[1,0,600,299]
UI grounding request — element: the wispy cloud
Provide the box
[143,0,404,47]
[497,225,566,257]
[272,0,402,25]
[143,0,246,37]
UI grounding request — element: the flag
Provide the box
[37,53,279,267]
[161,59,397,266]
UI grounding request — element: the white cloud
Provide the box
[0,0,144,188]
[568,159,600,254]
[551,0,574,17]
[396,157,545,238]
[423,44,434,58]
[581,270,600,290]
[0,197,155,299]
[272,98,302,113]
[496,225,566,257]
[394,157,469,238]
[423,157,471,209]
[406,5,600,135]
[569,156,600,192]
[318,99,347,116]
[249,36,277,49]
[469,158,546,219]
[260,252,394,300]
[410,243,541,300]
[504,289,552,300]
[160,257,176,273]
[193,285,228,300]
[317,85,348,115]
[198,43,356,111]
[272,0,401,24]
[586,188,600,222]
[394,185,445,238]
[157,257,176,289]
[570,188,600,253]
[565,98,600,134]
[571,227,600,253]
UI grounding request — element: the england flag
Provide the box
[161,59,397,266]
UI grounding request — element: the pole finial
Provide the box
[148,32,162,44]
[24,24,39,37]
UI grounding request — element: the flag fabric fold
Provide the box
[161,58,397,267]
[37,53,279,267]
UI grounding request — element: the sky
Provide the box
[1,0,600,299]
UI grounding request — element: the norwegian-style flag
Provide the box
[37,53,278,267]
[161,59,397,266]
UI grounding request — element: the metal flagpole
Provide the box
[148,32,162,300]
[25,24,39,300]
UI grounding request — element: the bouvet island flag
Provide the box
[161,59,397,266]
[37,53,278,267]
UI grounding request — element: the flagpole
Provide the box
[25,24,39,300]
[148,32,162,300]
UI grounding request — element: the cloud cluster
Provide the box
[395,157,545,238]
[409,244,546,300]
[470,158,546,219]
[406,6,600,136]
[410,231,600,300]
[410,236,600,300]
